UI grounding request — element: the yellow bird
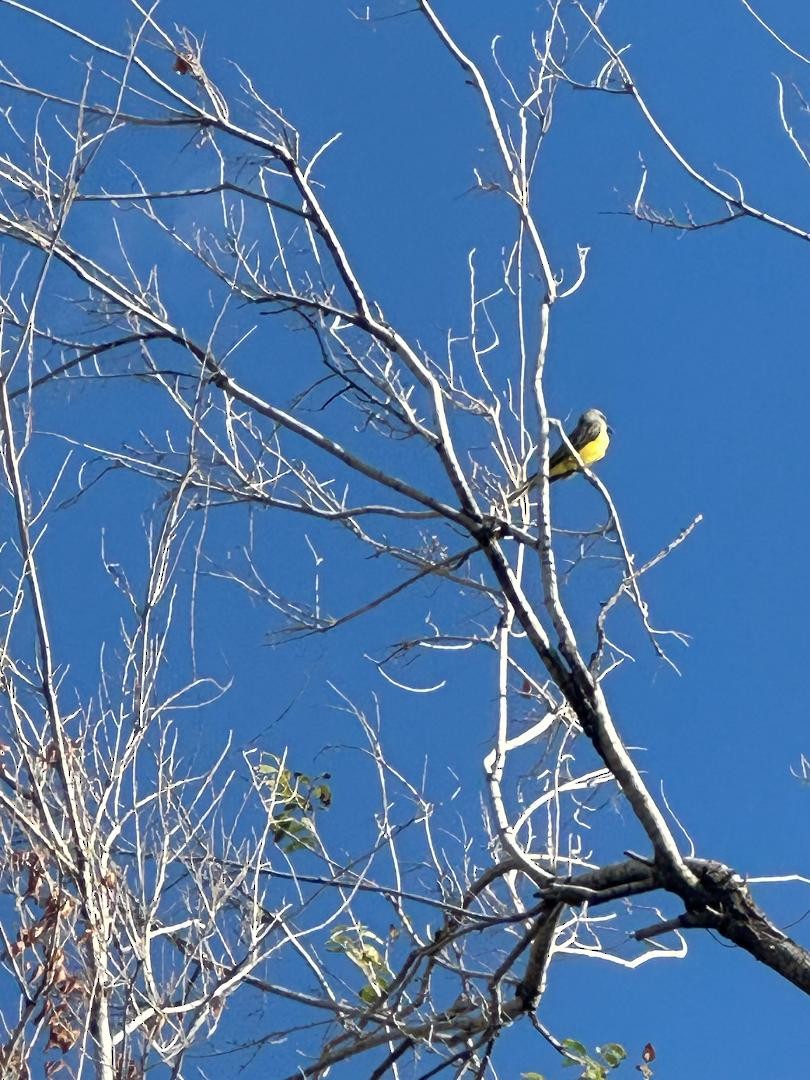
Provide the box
[510,408,611,500]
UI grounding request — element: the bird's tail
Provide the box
[507,475,534,502]
[507,471,562,502]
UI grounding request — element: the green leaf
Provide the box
[281,838,307,853]
[599,1044,627,1068]
[313,783,332,807]
[562,1040,589,1060]
[520,1073,545,1080]
[281,819,312,835]
[583,1065,606,1080]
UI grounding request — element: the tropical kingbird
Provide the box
[509,408,611,500]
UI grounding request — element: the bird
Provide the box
[509,408,611,500]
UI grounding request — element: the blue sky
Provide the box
[2,0,810,1077]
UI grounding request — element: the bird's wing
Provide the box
[547,438,573,472]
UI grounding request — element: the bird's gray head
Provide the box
[582,408,607,426]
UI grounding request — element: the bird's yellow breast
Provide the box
[579,425,610,465]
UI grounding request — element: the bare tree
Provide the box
[0,2,806,1077]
